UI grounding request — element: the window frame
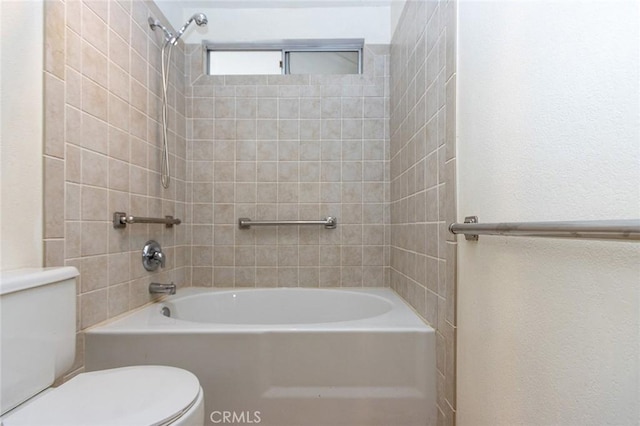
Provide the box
[205,39,364,76]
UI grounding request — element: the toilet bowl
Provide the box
[1,366,204,426]
[0,267,205,426]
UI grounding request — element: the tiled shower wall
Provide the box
[390,0,458,424]
[43,0,190,378]
[183,45,391,287]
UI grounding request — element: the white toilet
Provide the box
[0,267,205,426]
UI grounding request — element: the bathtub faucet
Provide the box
[149,282,176,295]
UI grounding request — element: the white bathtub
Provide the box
[85,288,436,426]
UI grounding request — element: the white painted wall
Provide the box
[456,1,640,425]
[187,6,390,44]
[155,2,391,44]
[0,0,44,271]
[390,0,406,37]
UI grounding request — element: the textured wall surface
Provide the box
[456,1,640,425]
[1,1,44,270]
[390,1,458,424]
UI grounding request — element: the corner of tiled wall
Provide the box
[390,1,457,424]
[43,0,191,381]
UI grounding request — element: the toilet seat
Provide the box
[3,366,201,426]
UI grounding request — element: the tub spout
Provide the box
[149,282,176,295]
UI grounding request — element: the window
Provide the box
[209,51,282,75]
[286,51,360,75]
[206,39,363,76]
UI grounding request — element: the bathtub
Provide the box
[85,288,436,426]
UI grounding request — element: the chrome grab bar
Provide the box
[449,216,640,241]
[238,217,337,230]
[113,212,182,229]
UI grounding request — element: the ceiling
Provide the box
[154,0,394,9]
[153,0,404,44]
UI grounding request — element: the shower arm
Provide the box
[148,18,172,40]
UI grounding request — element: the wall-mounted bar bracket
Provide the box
[113,212,181,229]
[462,216,479,241]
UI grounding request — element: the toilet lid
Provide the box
[3,366,201,426]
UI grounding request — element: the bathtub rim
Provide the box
[85,287,434,334]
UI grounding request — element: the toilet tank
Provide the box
[0,267,78,415]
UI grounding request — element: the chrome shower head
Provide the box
[171,13,209,45]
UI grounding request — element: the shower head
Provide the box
[171,13,208,45]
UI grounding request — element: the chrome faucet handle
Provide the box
[142,240,165,271]
[153,251,165,268]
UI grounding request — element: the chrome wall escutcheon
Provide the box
[142,240,165,271]
[463,216,479,241]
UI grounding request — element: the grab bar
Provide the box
[113,212,182,229]
[449,216,640,241]
[238,217,337,230]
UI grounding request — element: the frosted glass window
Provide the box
[208,51,282,75]
[287,51,360,75]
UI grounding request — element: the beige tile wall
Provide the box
[183,45,391,287]
[43,0,189,378]
[390,1,458,424]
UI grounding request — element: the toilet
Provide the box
[0,267,204,426]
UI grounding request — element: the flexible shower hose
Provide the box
[160,40,173,188]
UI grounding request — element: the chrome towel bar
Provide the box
[449,216,640,241]
[238,217,337,230]
[113,212,181,229]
